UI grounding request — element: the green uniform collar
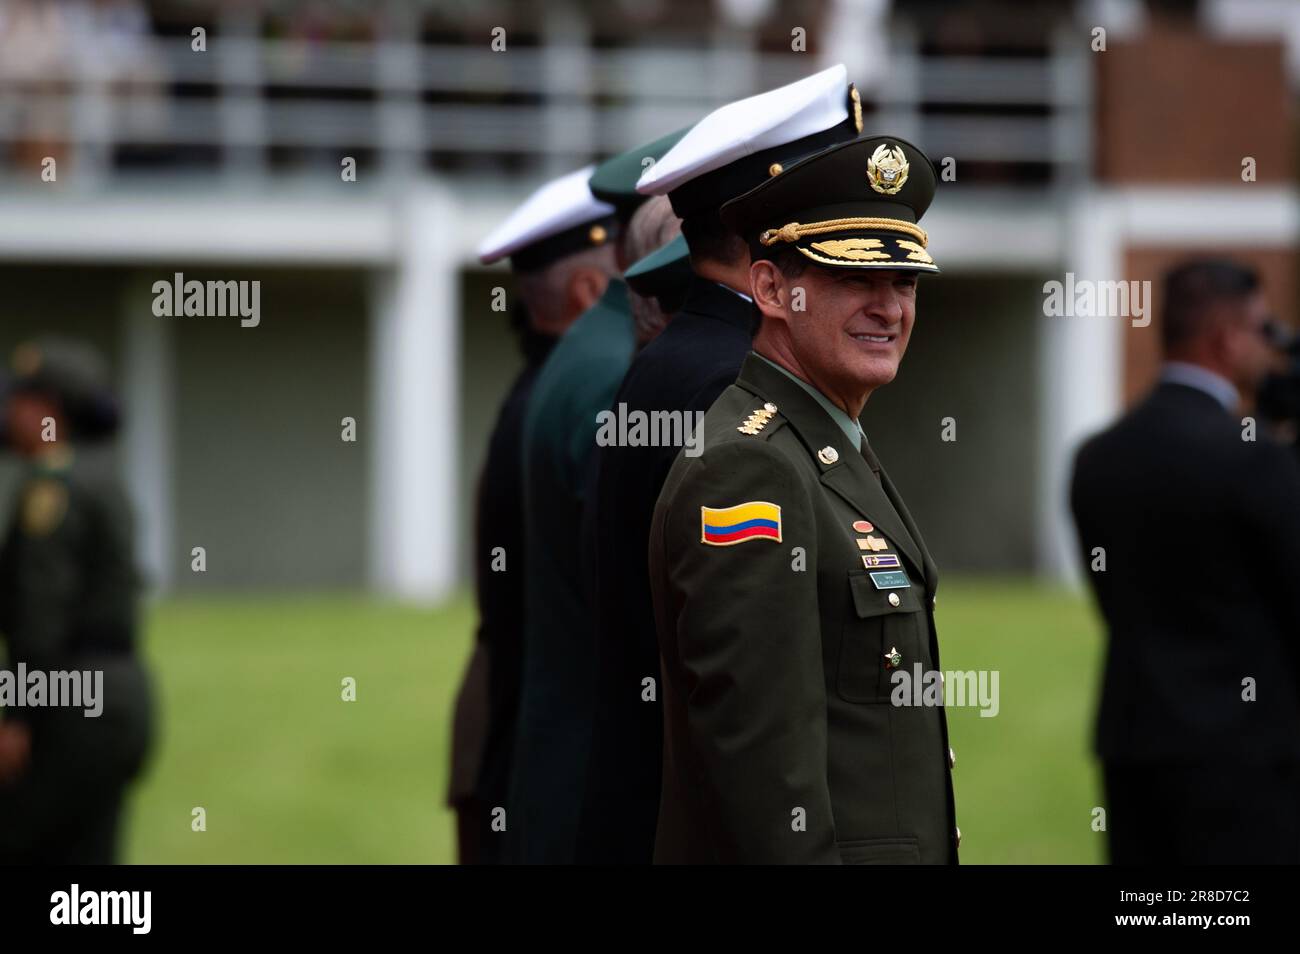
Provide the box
[601,276,630,310]
[752,352,863,450]
[581,277,629,324]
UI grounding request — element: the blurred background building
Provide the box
[0,0,1295,601]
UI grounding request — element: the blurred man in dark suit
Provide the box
[1071,260,1300,865]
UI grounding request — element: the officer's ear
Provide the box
[751,259,789,324]
[566,266,610,319]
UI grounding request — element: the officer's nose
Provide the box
[862,290,904,329]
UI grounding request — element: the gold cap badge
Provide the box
[866,143,909,195]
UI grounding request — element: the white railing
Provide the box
[0,30,1091,184]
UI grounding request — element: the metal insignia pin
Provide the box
[884,645,902,667]
[817,446,839,465]
[867,143,909,195]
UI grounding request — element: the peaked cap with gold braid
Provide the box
[720,135,940,273]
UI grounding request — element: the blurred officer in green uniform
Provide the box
[649,136,958,864]
[508,133,684,864]
[451,166,620,864]
[0,337,153,864]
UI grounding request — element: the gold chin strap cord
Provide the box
[759,217,928,248]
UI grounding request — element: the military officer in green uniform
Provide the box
[509,134,687,865]
[455,165,623,864]
[648,136,958,864]
[0,338,153,864]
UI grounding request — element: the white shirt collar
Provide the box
[1160,361,1239,411]
[718,282,753,303]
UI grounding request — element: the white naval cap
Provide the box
[635,64,861,218]
[477,165,618,269]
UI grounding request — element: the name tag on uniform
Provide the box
[869,570,910,590]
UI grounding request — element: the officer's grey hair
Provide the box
[625,196,680,267]
[626,197,681,347]
[513,242,617,328]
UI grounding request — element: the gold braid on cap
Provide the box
[759,217,928,248]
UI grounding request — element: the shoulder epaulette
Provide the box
[736,402,778,436]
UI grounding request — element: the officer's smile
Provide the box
[849,331,896,345]
[846,326,900,355]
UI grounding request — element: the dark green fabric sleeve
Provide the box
[660,440,839,863]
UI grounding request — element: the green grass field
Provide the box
[124,579,1107,864]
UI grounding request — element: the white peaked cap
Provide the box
[636,64,851,197]
[478,165,616,265]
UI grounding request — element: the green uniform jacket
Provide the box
[649,353,957,864]
[0,446,153,862]
[510,279,635,863]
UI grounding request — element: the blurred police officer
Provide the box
[1071,260,1300,864]
[450,168,621,864]
[0,337,153,864]
[648,135,957,864]
[577,65,865,864]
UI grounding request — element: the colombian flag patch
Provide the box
[700,501,782,546]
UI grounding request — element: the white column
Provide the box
[823,0,892,91]
[878,20,922,144]
[709,16,758,105]
[376,0,421,180]
[367,185,460,603]
[68,65,111,189]
[1050,23,1093,184]
[542,2,593,176]
[216,11,268,181]
[1037,189,1124,582]
[120,281,175,593]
